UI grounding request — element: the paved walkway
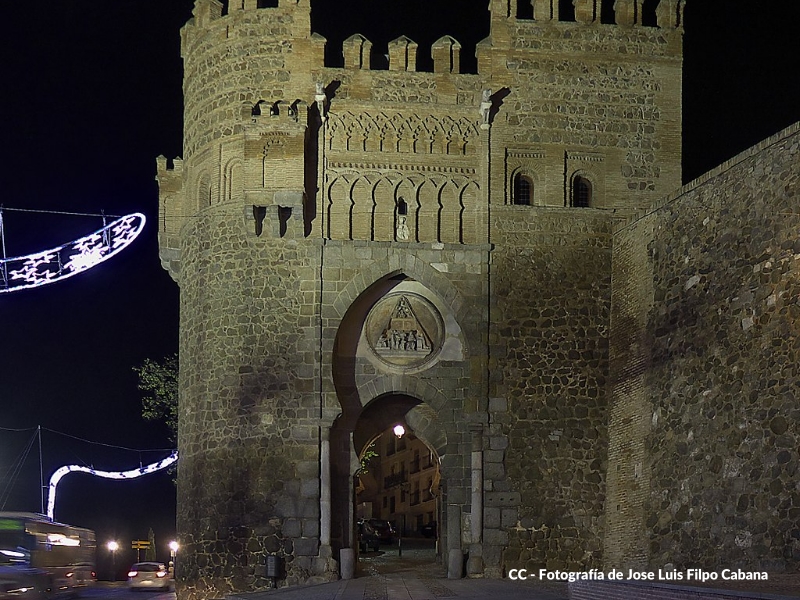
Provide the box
[227,572,567,600]
[227,541,800,600]
[228,541,567,600]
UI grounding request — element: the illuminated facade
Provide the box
[157,1,799,599]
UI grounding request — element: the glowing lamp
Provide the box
[393,424,405,438]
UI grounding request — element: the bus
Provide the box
[0,512,96,598]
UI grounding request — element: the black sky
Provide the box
[0,0,798,578]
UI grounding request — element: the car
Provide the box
[357,521,380,553]
[0,566,47,600]
[127,562,171,591]
[66,563,97,593]
[420,521,437,538]
[367,519,395,544]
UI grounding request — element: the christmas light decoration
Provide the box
[0,212,146,293]
[46,451,178,520]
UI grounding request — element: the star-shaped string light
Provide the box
[0,213,146,293]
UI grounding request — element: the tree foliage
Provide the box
[133,353,178,443]
[360,443,378,473]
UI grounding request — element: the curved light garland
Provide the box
[0,212,146,294]
[46,451,178,520]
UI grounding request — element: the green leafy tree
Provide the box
[134,353,178,443]
[360,443,378,473]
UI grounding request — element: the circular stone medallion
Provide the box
[365,292,444,370]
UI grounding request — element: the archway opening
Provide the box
[357,424,440,542]
[353,403,442,574]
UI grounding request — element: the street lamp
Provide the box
[106,541,119,581]
[168,541,179,577]
[393,424,405,438]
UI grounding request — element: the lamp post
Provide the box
[392,424,406,556]
[106,541,119,582]
[168,541,178,578]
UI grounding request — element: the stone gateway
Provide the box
[156,1,800,599]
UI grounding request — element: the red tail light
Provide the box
[156,571,168,578]
[128,571,138,578]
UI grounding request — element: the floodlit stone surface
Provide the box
[155,1,798,599]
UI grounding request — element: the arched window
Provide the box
[513,173,533,205]
[198,174,212,208]
[572,175,592,207]
[396,198,408,215]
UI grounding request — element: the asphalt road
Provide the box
[82,582,175,599]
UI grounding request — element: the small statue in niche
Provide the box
[480,89,493,127]
[396,215,410,241]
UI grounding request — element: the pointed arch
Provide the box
[571,172,593,207]
[351,176,376,240]
[417,179,441,242]
[438,181,462,244]
[460,180,481,244]
[197,172,212,209]
[373,177,396,242]
[223,158,243,203]
[326,175,352,239]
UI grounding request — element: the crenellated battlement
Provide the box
[173,0,684,231]
[183,0,683,79]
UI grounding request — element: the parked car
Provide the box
[368,519,396,544]
[357,521,380,553]
[0,566,47,600]
[420,521,437,538]
[127,562,171,591]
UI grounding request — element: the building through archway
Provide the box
[356,424,440,543]
[327,267,476,577]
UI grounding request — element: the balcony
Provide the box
[383,471,407,489]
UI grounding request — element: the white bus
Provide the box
[0,512,96,598]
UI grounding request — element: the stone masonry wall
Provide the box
[491,206,612,572]
[609,124,800,572]
[176,202,327,599]
[181,4,323,160]
[159,2,688,597]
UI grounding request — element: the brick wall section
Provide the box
[608,124,800,572]
[489,21,683,215]
[604,213,654,569]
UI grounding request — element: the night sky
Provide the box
[1,0,798,579]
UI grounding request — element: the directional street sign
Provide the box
[132,540,150,549]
